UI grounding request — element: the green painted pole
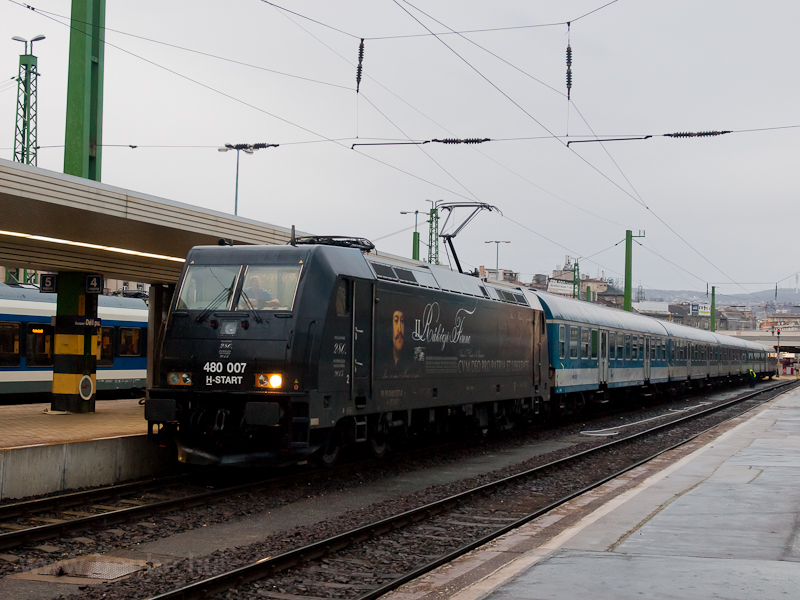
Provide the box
[427,208,439,264]
[624,229,646,311]
[586,285,591,302]
[64,0,106,181]
[13,54,38,165]
[573,260,580,299]
[624,230,633,311]
[412,231,420,260]
[711,286,716,332]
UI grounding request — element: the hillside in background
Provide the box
[642,287,800,307]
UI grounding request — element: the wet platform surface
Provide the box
[0,398,146,449]
[387,384,800,600]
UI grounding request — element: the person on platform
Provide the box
[749,368,756,388]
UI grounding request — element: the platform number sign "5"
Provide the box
[86,275,104,294]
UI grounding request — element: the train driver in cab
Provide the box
[244,275,280,309]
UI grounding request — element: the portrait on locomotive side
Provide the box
[381,307,419,378]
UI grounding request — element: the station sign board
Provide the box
[698,303,711,316]
[73,317,102,327]
[40,274,57,293]
[86,274,104,294]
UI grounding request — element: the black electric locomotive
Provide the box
[146,239,550,466]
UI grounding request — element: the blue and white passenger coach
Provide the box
[535,291,774,398]
[0,283,148,398]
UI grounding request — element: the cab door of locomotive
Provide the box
[643,337,651,381]
[599,330,609,384]
[352,279,373,405]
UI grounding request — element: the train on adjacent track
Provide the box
[145,238,777,467]
[0,283,149,400]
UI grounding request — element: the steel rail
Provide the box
[0,436,465,551]
[0,474,188,521]
[146,379,797,600]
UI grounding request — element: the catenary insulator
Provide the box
[432,138,491,144]
[664,130,732,138]
[566,44,573,100]
[356,39,364,93]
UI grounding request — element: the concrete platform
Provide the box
[386,385,800,600]
[0,399,172,500]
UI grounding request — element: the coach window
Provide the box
[558,325,566,359]
[118,328,141,356]
[26,323,53,367]
[617,333,624,359]
[569,326,579,359]
[0,322,20,367]
[581,328,589,359]
[609,332,616,359]
[591,329,598,360]
[98,327,114,366]
[631,335,638,360]
[625,334,631,360]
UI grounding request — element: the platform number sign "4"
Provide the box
[86,275,104,294]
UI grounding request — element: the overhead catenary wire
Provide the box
[13,0,485,204]
[11,1,353,91]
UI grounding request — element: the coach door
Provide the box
[644,337,651,381]
[599,330,609,384]
[352,280,373,406]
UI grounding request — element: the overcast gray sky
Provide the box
[1,1,798,300]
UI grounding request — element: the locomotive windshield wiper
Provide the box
[238,290,264,324]
[195,287,234,323]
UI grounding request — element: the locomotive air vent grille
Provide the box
[371,263,398,280]
[393,268,417,284]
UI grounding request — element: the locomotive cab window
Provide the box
[26,323,53,367]
[335,279,350,317]
[118,328,141,356]
[176,264,241,311]
[0,322,20,367]
[238,265,302,311]
[98,327,114,366]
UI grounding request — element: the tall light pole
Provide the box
[400,210,421,260]
[485,240,510,281]
[12,34,45,166]
[218,142,278,215]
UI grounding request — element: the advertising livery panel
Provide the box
[374,282,534,408]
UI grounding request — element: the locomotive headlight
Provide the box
[222,321,238,335]
[168,372,192,386]
[256,373,283,389]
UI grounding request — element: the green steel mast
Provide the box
[64,0,106,181]
[427,206,439,265]
[13,47,40,165]
[624,229,645,312]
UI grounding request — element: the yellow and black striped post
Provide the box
[51,272,99,413]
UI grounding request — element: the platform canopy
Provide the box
[0,158,302,283]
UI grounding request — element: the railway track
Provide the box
[0,380,782,556]
[143,379,798,600]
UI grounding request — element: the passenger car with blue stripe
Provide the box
[0,283,148,399]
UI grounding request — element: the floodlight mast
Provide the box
[438,202,501,273]
[217,142,279,215]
